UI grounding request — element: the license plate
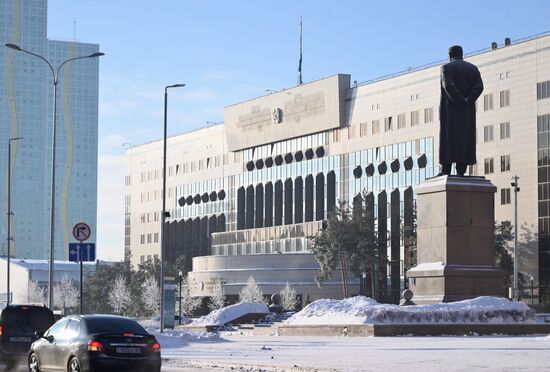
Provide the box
[116,347,141,354]
[9,336,31,342]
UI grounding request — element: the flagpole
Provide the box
[298,17,303,85]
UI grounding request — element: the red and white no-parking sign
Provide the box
[72,222,91,243]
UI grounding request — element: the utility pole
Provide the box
[511,175,520,301]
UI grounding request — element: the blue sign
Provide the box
[69,243,96,262]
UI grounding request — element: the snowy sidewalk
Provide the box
[161,334,550,372]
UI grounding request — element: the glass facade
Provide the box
[167,127,435,301]
[0,0,100,259]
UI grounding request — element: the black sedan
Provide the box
[28,315,161,372]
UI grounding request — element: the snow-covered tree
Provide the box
[208,278,226,311]
[239,276,266,304]
[141,276,160,316]
[53,275,79,311]
[23,280,46,304]
[180,275,201,316]
[108,275,131,315]
[279,282,299,310]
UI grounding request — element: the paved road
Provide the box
[1,362,210,371]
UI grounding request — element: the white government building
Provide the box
[125,33,550,306]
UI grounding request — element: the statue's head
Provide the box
[448,45,463,61]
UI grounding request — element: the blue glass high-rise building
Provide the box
[0,0,100,259]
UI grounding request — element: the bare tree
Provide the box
[208,278,226,311]
[108,275,131,315]
[279,282,299,311]
[141,276,160,317]
[23,280,46,304]
[53,275,79,312]
[239,276,266,304]
[180,275,201,316]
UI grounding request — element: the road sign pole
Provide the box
[80,245,83,315]
[80,248,84,315]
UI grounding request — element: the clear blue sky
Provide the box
[46,0,550,261]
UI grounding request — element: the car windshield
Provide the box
[85,318,147,335]
[2,307,54,333]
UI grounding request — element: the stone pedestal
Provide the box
[407,176,505,304]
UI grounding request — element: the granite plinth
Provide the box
[407,176,505,304]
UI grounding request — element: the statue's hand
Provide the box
[459,98,469,111]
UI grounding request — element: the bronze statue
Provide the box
[439,45,484,176]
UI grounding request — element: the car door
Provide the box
[56,319,81,369]
[39,318,69,371]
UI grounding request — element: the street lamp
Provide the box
[6,137,23,305]
[511,175,520,301]
[5,43,104,309]
[160,83,185,332]
[178,270,183,325]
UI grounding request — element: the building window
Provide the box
[332,128,341,143]
[483,94,494,111]
[147,234,152,244]
[360,122,368,137]
[410,110,419,126]
[397,113,406,129]
[154,232,159,243]
[140,255,145,264]
[501,188,511,205]
[500,122,511,139]
[500,90,510,108]
[501,155,511,172]
[140,234,145,245]
[424,107,434,123]
[372,120,380,135]
[484,158,494,174]
[384,116,393,132]
[483,125,494,142]
[537,80,550,100]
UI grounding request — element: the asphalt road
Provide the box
[2,362,209,371]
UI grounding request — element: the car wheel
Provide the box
[68,357,81,372]
[28,353,40,372]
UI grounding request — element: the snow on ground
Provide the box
[285,296,536,325]
[162,334,550,372]
[192,302,270,326]
[138,319,221,349]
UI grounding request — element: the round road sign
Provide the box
[72,222,91,242]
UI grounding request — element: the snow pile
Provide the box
[146,327,221,348]
[285,296,536,325]
[192,302,270,326]
[138,318,218,349]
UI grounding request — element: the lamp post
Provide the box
[160,83,185,332]
[178,270,183,325]
[5,43,104,309]
[7,137,23,305]
[511,175,520,301]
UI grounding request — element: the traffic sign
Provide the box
[69,243,96,262]
[72,222,91,242]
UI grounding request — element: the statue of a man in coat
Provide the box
[439,45,484,176]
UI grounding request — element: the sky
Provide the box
[46,0,550,261]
